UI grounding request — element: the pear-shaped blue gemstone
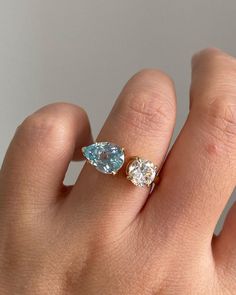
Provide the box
[82,142,125,174]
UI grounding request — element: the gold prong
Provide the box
[154,175,160,184]
[126,164,130,174]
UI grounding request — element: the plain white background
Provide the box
[1,0,236,231]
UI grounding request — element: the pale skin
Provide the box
[0,48,236,295]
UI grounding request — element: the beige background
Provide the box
[1,0,236,231]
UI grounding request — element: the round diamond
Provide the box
[127,158,157,187]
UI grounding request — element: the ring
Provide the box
[82,142,125,174]
[82,142,159,188]
[126,157,158,187]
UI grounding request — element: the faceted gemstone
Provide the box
[126,158,157,187]
[82,142,125,174]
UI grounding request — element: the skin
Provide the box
[0,48,236,294]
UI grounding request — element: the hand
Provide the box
[0,48,236,295]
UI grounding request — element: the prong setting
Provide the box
[82,142,125,175]
[126,157,158,187]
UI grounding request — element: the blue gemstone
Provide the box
[82,142,125,174]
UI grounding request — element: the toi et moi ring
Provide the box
[82,142,159,187]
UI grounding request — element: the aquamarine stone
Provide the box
[82,142,125,174]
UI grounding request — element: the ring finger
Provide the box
[67,69,176,231]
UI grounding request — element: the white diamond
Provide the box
[127,158,157,187]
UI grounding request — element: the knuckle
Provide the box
[198,96,236,152]
[133,68,174,85]
[16,103,84,153]
[132,69,175,97]
[20,112,66,140]
[41,102,88,119]
[18,116,67,156]
[191,48,236,107]
[192,47,223,63]
[122,89,175,135]
[18,102,87,139]
[119,71,176,136]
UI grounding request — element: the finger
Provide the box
[146,48,236,241]
[68,69,176,230]
[213,201,236,279]
[0,103,92,211]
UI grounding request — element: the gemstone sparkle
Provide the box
[82,142,125,174]
[126,158,158,187]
